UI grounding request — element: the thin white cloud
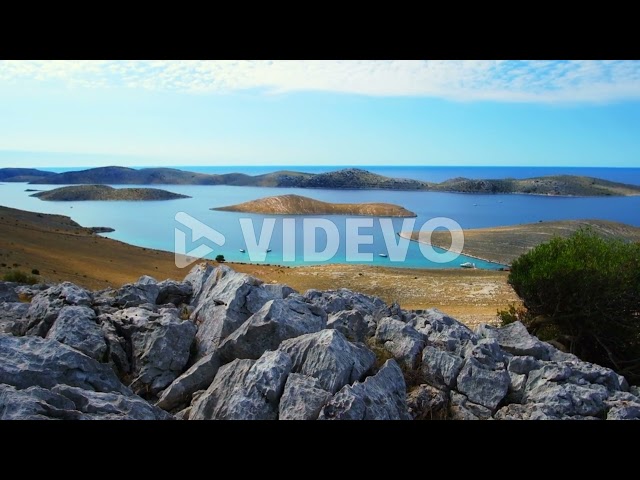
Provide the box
[0,60,639,103]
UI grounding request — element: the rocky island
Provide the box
[31,185,190,201]
[7,166,639,196]
[213,194,417,217]
[0,263,638,420]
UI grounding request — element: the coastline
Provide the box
[0,205,518,325]
[397,231,510,268]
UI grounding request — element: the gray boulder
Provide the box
[156,280,193,306]
[0,282,18,303]
[522,363,612,418]
[50,384,172,420]
[156,352,221,411]
[507,355,541,375]
[449,391,492,420]
[279,329,376,394]
[494,403,560,420]
[409,308,476,354]
[375,317,425,369]
[0,302,29,335]
[100,317,131,375]
[456,358,510,410]
[0,383,82,420]
[462,337,505,368]
[0,334,127,394]
[477,321,550,360]
[190,266,277,357]
[190,350,292,420]
[189,359,254,420]
[506,371,528,403]
[46,306,107,361]
[327,309,373,343]
[605,391,640,420]
[319,359,411,420]
[25,282,92,337]
[262,283,297,299]
[115,275,160,308]
[0,382,170,420]
[128,310,197,396]
[278,373,332,420]
[421,346,464,389]
[304,288,387,319]
[407,384,449,420]
[183,262,215,307]
[218,297,326,362]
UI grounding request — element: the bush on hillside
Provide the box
[508,228,640,384]
[3,270,39,285]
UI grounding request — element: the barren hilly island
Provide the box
[214,194,417,217]
[31,185,190,201]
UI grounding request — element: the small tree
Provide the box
[215,254,226,263]
[508,228,640,383]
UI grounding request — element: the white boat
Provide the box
[378,253,388,257]
[239,249,245,253]
[460,262,475,268]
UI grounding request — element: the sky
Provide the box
[0,60,639,168]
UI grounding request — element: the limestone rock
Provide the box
[279,329,376,394]
[46,306,107,361]
[218,297,326,361]
[319,359,411,420]
[278,373,332,420]
[375,317,425,369]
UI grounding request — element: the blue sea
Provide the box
[2,166,639,270]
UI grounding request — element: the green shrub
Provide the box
[215,254,226,263]
[31,268,40,275]
[497,303,531,326]
[3,270,39,285]
[508,228,640,383]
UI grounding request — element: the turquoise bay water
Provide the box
[1,166,639,270]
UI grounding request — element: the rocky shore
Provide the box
[1,264,638,420]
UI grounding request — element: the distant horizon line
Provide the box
[5,165,640,170]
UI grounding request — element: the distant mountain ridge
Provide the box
[2,166,639,196]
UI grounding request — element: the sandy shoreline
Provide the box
[397,231,509,267]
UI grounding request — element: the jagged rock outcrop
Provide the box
[46,306,107,361]
[218,297,326,361]
[190,266,278,357]
[0,302,29,335]
[319,360,411,420]
[156,352,221,411]
[375,317,425,369]
[25,282,92,336]
[279,329,376,394]
[115,275,160,308]
[1,264,639,421]
[278,373,332,420]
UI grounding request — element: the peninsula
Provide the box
[6,166,639,197]
[401,219,640,266]
[213,194,417,217]
[31,185,190,201]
